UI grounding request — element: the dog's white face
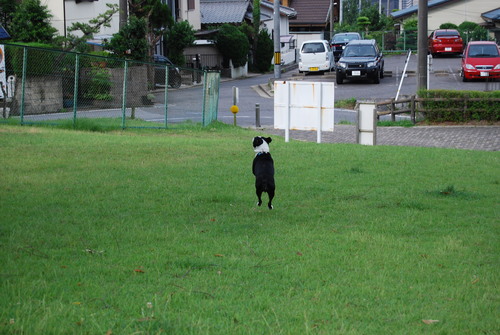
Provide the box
[253,136,272,154]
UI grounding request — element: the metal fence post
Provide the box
[72,53,80,127]
[20,47,27,124]
[202,70,207,126]
[164,63,169,128]
[121,60,128,129]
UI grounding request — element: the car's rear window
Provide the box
[435,30,459,37]
[333,34,359,43]
[302,43,326,53]
[468,44,500,57]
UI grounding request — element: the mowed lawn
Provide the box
[0,123,498,334]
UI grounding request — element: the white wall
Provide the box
[177,0,201,30]
[428,0,498,30]
[46,0,120,39]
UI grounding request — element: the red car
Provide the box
[461,41,500,82]
[428,29,463,57]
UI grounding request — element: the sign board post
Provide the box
[357,101,377,146]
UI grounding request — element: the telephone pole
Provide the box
[417,0,428,90]
[274,0,281,79]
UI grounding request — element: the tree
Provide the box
[215,24,249,68]
[357,16,371,33]
[252,0,261,66]
[10,0,57,43]
[342,0,371,26]
[164,21,195,65]
[0,0,18,29]
[64,3,119,52]
[254,29,273,72]
[128,0,174,61]
[105,16,149,61]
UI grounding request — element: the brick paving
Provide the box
[259,125,500,151]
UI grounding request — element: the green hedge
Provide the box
[418,89,500,122]
[5,42,57,77]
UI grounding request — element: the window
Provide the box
[188,0,195,10]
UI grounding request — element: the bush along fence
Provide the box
[0,43,220,129]
[376,90,500,123]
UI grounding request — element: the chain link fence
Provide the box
[0,43,220,128]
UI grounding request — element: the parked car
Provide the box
[298,40,334,74]
[461,41,500,82]
[330,32,361,61]
[428,29,464,57]
[335,39,384,84]
[154,54,182,88]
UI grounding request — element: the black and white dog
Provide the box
[252,136,275,210]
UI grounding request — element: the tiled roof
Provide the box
[201,0,252,24]
[482,7,500,21]
[288,0,330,26]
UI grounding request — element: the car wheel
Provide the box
[373,71,380,84]
[169,72,182,88]
[380,67,384,79]
[336,73,343,84]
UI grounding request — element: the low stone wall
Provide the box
[13,76,63,115]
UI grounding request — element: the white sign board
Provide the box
[0,45,5,99]
[274,81,334,143]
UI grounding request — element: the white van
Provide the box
[298,40,334,73]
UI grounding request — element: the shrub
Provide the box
[215,24,249,68]
[439,22,458,29]
[418,89,500,122]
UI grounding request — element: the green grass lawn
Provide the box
[0,123,498,334]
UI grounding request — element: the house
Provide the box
[47,0,120,42]
[391,0,500,41]
[286,0,333,46]
[168,0,202,30]
[196,0,298,72]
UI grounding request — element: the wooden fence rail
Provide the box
[375,96,500,124]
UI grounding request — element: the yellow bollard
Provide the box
[230,105,239,126]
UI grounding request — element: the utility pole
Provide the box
[417,0,428,91]
[119,0,128,29]
[274,0,281,79]
[330,0,334,40]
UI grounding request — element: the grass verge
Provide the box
[0,123,498,334]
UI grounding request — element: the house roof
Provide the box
[481,7,500,22]
[0,24,10,40]
[288,0,330,27]
[390,0,461,20]
[200,0,297,25]
[200,0,252,25]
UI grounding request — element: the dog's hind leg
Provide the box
[256,189,263,207]
[267,189,275,210]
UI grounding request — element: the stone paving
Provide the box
[259,125,500,151]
